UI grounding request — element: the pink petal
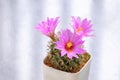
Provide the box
[61,50,66,56]
[67,53,73,59]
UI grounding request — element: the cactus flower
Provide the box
[55,29,85,59]
[72,16,93,37]
[35,17,59,38]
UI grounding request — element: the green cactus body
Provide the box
[44,40,91,73]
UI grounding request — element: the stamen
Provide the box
[77,27,83,32]
[67,42,72,48]
[65,42,73,52]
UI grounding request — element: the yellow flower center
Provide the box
[67,42,72,48]
[77,27,83,32]
[65,42,73,52]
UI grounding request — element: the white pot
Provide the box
[43,56,91,80]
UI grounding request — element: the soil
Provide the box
[44,52,91,73]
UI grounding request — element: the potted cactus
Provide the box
[35,16,94,80]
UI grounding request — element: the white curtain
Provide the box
[0,0,120,80]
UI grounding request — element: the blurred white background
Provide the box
[0,0,120,80]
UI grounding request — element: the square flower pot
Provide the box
[43,55,91,80]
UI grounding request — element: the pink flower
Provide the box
[71,16,93,37]
[35,17,59,38]
[55,29,85,59]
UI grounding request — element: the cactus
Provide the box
[44,40,91,73]
[35,17,93,73]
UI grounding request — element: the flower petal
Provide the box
[61,50,67,56]
[55,29,85,59]
[71,16,93,37]
[35,17,59,37]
